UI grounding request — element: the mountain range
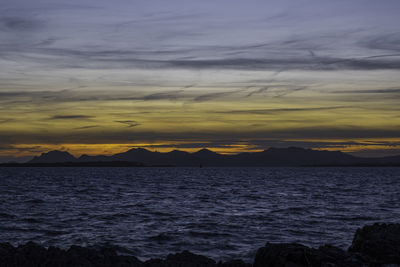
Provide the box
[24,147,400,167]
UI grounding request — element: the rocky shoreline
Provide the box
[1,223,399,266]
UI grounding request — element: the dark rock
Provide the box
[0,242,15,255]
[254,243,319,267]
[44,246,68,267]
[217,259,252,267]
[145,256,251,267]
[1,223,400,266]
[15,241,48,267]
[349,223,400,265]
[144,250,219,267]
[253,243,362,267]
[0,242,16,267]
[163,250,216,267]
[64,245,143,267]
[0,243,247,267]
[144,258,165,267]
[0,243,143,267]
[318,245,361,267]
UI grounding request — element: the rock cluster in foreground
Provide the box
[1,223,400,267]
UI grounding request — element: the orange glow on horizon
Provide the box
[3,138,400,158]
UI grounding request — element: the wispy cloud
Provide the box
[0,16,43,31]
[359,32,400,52]
[332,88,400,94]
[74,125,99,130]
[246,86,269,97]
[142,90,185,101]
[193,88,247,102]
[115,120,140,128]
[0,118,15,124]
[48,115,93,120]
[214,106,353,115]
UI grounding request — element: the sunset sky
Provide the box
[1,0,400,160]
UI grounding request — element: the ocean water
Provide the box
[0,167,399,262]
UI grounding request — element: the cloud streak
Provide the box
[1,127,400,146]
[8,49,400,71]
[214,106,354,115]
[193,88,247,102]
[47,115,94,120]
[115,120,140,128]
[332,88,400,94]
[74,125,99,130]
[0,16,43,31]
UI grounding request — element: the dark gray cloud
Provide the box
[48,115,93,120]
[74,125,99,130]
[2,37,400,72]
[143,90,185,101]
[0,87,251,104]
[115,120,140,128]
[0,17,42,31]
[332,88,400,94]
[214,106,353,115]
[113,12,205,32]
[0,91,30,97]
[360,32,400,52]
[1,85,399,108]
[57,54,400,71]
[0,118,15,124]
[350,149,400,158]
[35,38,59,47]
[1,126,399,146]
[193,88,247,102]
[273,86,307,98]
[246,86,269,97]
[0,144,42,153]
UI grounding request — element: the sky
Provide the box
[1,0,400,160]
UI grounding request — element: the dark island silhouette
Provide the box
[1,147,400,167]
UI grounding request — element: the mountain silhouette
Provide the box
[24,147,400,166]
[29,150,77,163]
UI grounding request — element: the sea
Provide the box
[0,167,399,262]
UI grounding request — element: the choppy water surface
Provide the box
[0,167,399,262]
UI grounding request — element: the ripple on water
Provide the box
[0,167,399,262]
